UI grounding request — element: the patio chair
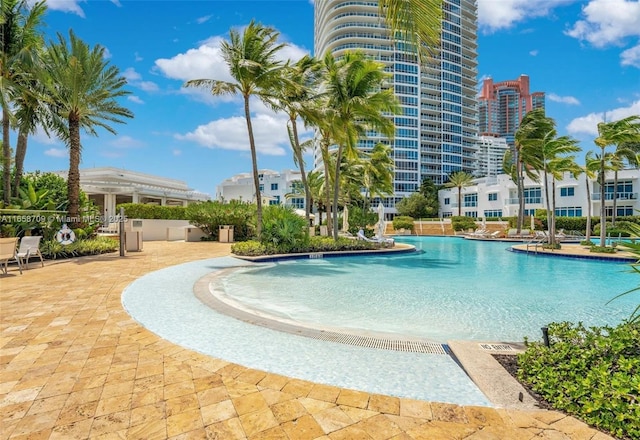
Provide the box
[0,237,22,275]
[17,235,44,270]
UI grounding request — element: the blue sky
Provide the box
[21,0,640,197]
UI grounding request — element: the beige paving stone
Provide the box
[280,414,326,440]
[193,374,224,393]
[233,391,271,416]
[164,380,196,401]
[166,408,204,438]
[339,405,378,423]
[198,385,230,407]
[313,406,355,434]
[201,399,237,425]
[9,408,60,438]
[260,389,295,406]
[225,378,260,399]
[307,384,341,403]
[431,402,469,424]
[126,420,168,440]
[130,401,166,426]
[56,400,99,425]
[281,379,314,398]
[95,393,132,416]
[24,394,68,416]
[239,407,279,437]
[237,369,268,386]
[463,406,505,428]
[166,393,199,417]
[131,386,165,408]
[357,414,404,440]
[271,399,309,423]
[336,389,370,409]
[399,398,433,420]
[368,394,400,415]
[257,373,290,392]
[205,417,247,439]
[327,424,373,440]
[49,418,94,440]
[248,425,289,440]
[298,397,336,414]
[407,420,477,439]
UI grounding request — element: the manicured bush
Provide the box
[517,321,640,440]
[450,215,476,232]
[231,236,379,256]
[118,203,187,220]
[40,237,118,259]
[261,205,308,253]
[393,216,414,231]
[185,200,255,241]
[590,246,618,254]
[230,240,269,256]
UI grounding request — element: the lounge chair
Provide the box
[357,230,394,246]
[17,236,44,270]
[0,237,22,275]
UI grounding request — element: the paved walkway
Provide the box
[1,241,614,439]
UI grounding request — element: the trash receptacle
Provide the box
[125,231,143,251]
[219,225,234,243]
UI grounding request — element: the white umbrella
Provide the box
[530,214,535,230]
[377,202,385,237]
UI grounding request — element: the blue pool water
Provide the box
[121,237,636,406]
[219,236,637,342]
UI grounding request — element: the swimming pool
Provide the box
[216,236,637,342]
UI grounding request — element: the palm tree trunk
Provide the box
[289,117,310,226]
[543,170,553,245]
[2,107,11,205]
[551,178,557,246]
[12,129,28,198]
[599,155,607,245]
[517,158,525,233]
[67,115,82,225]
[332,144,344,240]
[457,186,462,216]
[321,139,332,234]
[612,170,618,227]
[585,176,592,242]
[244,94,262,238]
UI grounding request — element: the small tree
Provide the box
[396,193,428,218]
[443,171,474,216]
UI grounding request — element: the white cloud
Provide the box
[172,149,182,156]
[154,33,309,103]
[110,0,121,6]
[567,100,640,136]
[196,15,212,24]
[122,68,159,93]
[109,135,145,149]
[31,126,58,145]
[128,95,144,104]
[176,110,311,156]
[621,43,640,67]
[45,0,85,17]
[477,0,568,32]
[529,50,539,56]
[102,47,112,59]
[134,52,143,62]
[44,148,67,158]
[547,93,580,105]
[565,0,640,48]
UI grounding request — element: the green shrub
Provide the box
[392,216,414,231]
[260,205,308,253]
[118,203,187,220]
[517,321,640,440]
[542,243,561,250]
[40,237,118,259]
[580,239,595,246]
[450,215,476,232]
[590,246,618,254]
[185,200,255,241]
[594,221,633,238]
[231,236,379,256]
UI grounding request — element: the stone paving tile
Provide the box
[0,241,615,440]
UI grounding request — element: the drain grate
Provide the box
[479,343,515,351]
[310,331,449,354]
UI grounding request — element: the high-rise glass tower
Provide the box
[314,0,478,214]
[478,74,545,149]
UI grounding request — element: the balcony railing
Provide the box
[592,192,637,201]
[505,197,542,205]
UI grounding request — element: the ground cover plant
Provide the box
[40,236,118,259]
[517,321,639,440]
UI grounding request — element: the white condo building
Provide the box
[439,169,640,219]
[216,169,305,209]
[475,136,509,177]
[314,0,479,217]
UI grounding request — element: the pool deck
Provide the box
[0,241,615,439]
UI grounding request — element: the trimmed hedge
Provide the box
[231,236,379,256]
[118,203,187,220]
[40,237,119,259]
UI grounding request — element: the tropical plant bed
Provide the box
[492,354,553,410]
[40,237,119,259]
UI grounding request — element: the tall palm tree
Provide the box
[0,0,47,204]
[264,55,322,226]
[512,109,549,231]
[378,0,442,63]
[609,141,639,226]
[594,115,640,244]
[322,51,398,240]
[185,20,285,238]
[444,171,474,216]
[361,142,394,213]
[578,151,602,242]
[41,30,133,222]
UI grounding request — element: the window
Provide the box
[560,187,574,197]
[463,193,477,207]
[555,207,582,217]
[259,184,264,192]
[444,198,450,205]
[465,211,477,218]
[488,193,497,201]
[523,187,541,204]
[270,183,278,191]
[484,210,502,218]
[269,195,280,205]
